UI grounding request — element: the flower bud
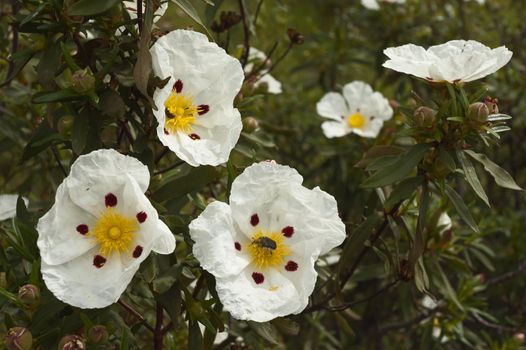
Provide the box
[87,325,108,344]
[467,102,489,123]
[242,117,260,133]
[71,68,95,94]
[287,28,304,45]
[413,106,436,128]
[484,96,499,114]
[18,284,40,308]
[5,327,33,350]
[58,335,86,350]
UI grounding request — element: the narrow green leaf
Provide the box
[153,166,220,202]
[32,89,82,104]
[408,180,430,270]
[21,122,62,163]
[188,321,204,350]
[171,0,213,37]
[487,113,512,121]
[438,146,456,171]
[444,184,479,232]
[384,176,423,211]
[464,150,522,191]
[361,144,430,188]
[248,321,280,345]
[72,110,90,155]
[68,0,121,16]
[134,0,154,104]
[456,149,489,206]
[120,327,129,350]
[435,260,464,311]
[355,145,406,168]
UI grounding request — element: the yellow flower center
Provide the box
[347,112,366,128]
[246,231,291,269]
[164,92,198,134]
[93,208,138,256]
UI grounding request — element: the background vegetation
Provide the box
[1,0,526,349]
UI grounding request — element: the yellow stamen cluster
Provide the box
[164,92,198,134]
[347,112,366,128]
[246,231,290,269]
[92,208,138,256]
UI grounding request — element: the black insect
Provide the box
[252,236,277,250]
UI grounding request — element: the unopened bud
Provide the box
[5,327,33,350]
[467,102,489,123]
[18,284,40,308]
[71,68,95,93]
[287,28,304,45]
[242,117,259,133]
[414,106,436,128]
[58,335,85,350]
[484,96,499,114]
[87,325,108,344]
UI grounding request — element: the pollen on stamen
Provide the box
[93,255,107,268]
[189,133,201,140]
[132,245,143,258]
[250,214,259,226]
[105,193,117,207]
[164,128,169,135]
[282,226,294,238]
[173,79,183,93]
[76,224,89,235]
[252,272,264,284]
[197,104,210,115]
[235,242,241,251]
[285,260,298,271]
[136,211,147,223]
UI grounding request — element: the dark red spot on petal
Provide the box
[164,128,169,135]
[132,245,143,258]
[189,133,200,140]
[173,79,183,93]
[285,260,298,272]
[235,242,241,251]
[252,272,264,284]
[136,211,147,223]
[197,104,209,115]
[250,214,259,226]
[105,193,117,207]
[93,255,107,268]
[76,224,89,235]
[282,226,294,238]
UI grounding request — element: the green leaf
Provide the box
[248,321,281,345]
[355,145,406,168]
[435,260,464,311]
[21,122,62,163]
[120,327,129,350]
[361,144,430,188]
[188,321,204,350]
[153,166,220,202]
[67,0,121,16]
[384,176,423,211]
[32,89,82,104]
[487,113,512,121]
[444,184,479,232]
[171,0,213,37]
[72,110,90,155]
[438,146,456,171]
[456,149,490,206]
[414,257,430,293]
[134,0,154,104]
[465,150,523,191]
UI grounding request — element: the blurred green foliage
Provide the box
[1,0,526,349]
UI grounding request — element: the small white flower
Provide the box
[37,149,175,309]
[245,47,282,94]
[361,0,405,10]
[383,40,512,83]
[189,161,346,322]
[437,212,452,233]
[316,81,393,139]
[0,195,29,221]
[151,30,244,167]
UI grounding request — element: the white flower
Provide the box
[245,47,282,94]
[316,81,393,139]
[383,40,512,83]
[151,30,244,167]
[437,212,452,233]
[189,161,346,322]
[0,195,29,221]
[361,0,405,10]
[37,149,175,309]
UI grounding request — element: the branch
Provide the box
[153,160,185,176]
[379,305,440,335]
[153,303,164,350]
[51,146,68,177]
[238,0,250,68]
[486,260,526,287]
[137,0,143,34]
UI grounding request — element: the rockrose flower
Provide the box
[0,195,28,221]
[383,40,512,83]
[189,161,346,322]
[361,0,405,10]
[151,30,244,166]
[246,47,282,94]
[316,81,393,139]
[37,149,175,308]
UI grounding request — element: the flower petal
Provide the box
[316,92,348,120]
[321,121,349,138]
